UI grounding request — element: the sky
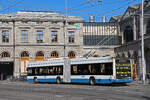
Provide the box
[0,0,141,22]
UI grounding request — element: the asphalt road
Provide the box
[0,81,150,100]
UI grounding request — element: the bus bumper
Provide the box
[113,79,133,83]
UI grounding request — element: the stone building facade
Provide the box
[111,1,150,80]
[0,11,120,79]
[0,11,83,78]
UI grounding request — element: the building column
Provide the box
[13,58,20,77]
[133,14,137,40]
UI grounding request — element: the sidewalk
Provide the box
[128,80,150,86]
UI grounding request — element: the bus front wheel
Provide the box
[89,78,95,85]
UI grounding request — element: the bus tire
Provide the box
[89,77,95,85]
[34,77,38,83]
[56,77,61,84]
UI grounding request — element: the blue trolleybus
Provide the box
[26,57,133,85]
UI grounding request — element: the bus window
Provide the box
[47,66,63,75]
[71,63,113,75]
[48,67,54,74]
[35,68,39,75]
[55,66,63,75]
[72,65,78,74]
[100,64,105,74]
[27,68,33,76]
[71,64,90,75]
[100,63,113,75]
[91,64,99,75]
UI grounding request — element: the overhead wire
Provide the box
[97,0,139,16]
[69,0,97,9]
[55,0,138,16]
[0,0,24,13]
[0,0,140,20]
[64,0,139,17]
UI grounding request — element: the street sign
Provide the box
[76,26,80,30]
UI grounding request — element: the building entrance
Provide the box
[145,48,150,74]
[0,62,13,80]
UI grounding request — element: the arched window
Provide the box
[1,52,10,58]
[20,51,29,74]
[122,53,125,58]
[116,53,120,58]
[128,52,131,58]
[51,51,59,58]
[36,51,44,57]
[36,51,44,61]
[21,51,29,57]
[132,51,137,59]
[68,51,76,58]
[124,26,133,43]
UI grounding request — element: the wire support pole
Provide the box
[64,0,68,58]
[141,0,146,84]
[12,20,16,77]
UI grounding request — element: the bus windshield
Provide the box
[116,59,131,79]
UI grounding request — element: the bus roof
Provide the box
[71,57,113,65]
[27,57,113,68]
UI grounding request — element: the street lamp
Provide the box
[141,0,146,84]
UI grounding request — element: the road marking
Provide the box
[55,95,65,98]
[115,89,144,94]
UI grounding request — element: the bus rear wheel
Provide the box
[56,77,61,84]
[89,78,95,85]
[34,77,38,83]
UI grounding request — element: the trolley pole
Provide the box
[141,0,146,84]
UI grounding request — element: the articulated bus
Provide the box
[27,57,133,85]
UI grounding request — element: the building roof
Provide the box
[109,15,123,22]
[17,11,60,15]
[0,11,83,22]
[83,22,119,26]
[129,4,140,9]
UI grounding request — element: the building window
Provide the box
[37,30,43,43]
[22,21,28,24]
[2,30,9,43]
[36,51,44,57]
[36,21,43,24]
[124,26,133,43]
[68,31,74,43]
[52,21,58,24]
[2,21,9,24]
[68,51,76,58]
[51,51,59,58]
[21,51,29,57]
[51,31,58,42]
[68,22,75,25]
[36,51,44,61]
[21,30,28,43]
[1,52,10,58]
